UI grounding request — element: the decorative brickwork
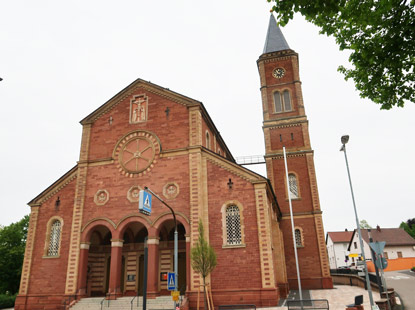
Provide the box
[258,26,332,289]
[65,124,92,294]
[18,206,39,295]
[254,184,276,289]
[189,108,202,146]
[314,214,331,278]
[188,150,203,290]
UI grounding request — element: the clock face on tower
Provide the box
[272,67,285,79]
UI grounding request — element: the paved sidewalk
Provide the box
[259,285,376,310]
[311,285,373,310]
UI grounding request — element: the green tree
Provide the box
[0,215,29,294]
[359,219,372,229]
[190,220,217,310]
[400,218,415,238]
[268,0,415,109]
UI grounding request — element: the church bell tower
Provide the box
[257,14,333,289]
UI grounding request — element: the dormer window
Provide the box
[274,90,292,113]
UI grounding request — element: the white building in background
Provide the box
[326,230,353,269]
[348,226,415,261]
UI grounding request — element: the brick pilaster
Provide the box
[18,206,39,295]
[65,124,91,294]
[189,149,203,290]
[254,184,276,289]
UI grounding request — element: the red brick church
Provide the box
[15,15,332,310]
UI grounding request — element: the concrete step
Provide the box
[71,296,177,310]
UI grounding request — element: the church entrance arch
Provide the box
[87,225,112,297]
[119,221,148,296]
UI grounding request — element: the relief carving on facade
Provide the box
[114,130,161,177]
[130,94,148,123]
[127,185,143,203]
[163,182,179,199]
[94,189,109,206]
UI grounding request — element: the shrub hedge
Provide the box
[0,294,16,309]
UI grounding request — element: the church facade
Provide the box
[15,15,332,310]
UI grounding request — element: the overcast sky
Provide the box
[1,1,413,234]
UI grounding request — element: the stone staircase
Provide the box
[70,296,176,310]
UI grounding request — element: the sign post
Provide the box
[139,190,152,215]
[144,187,179,295]
[370,241,390,310]
[167,272,176,291]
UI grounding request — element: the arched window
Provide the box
[225,205,242,245]
[273,90,292,113]
[221,201,245,247]
[288,173,299,199]
[47,220,62,256]
[295,228,303,247]
[206,131,211,149]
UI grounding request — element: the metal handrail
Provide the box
[131,289,143,310]
[218,305,256,310]
[286,299,329,310]
[106,292,115,307]
[100,296,106,310]
[130,295,137,310]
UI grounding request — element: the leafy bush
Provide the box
[0,294,16,309]
[411,266,415,272]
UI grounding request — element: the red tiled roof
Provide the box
[360,228,415,246]
[327,231,354,243]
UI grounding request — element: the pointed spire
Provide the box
[263,14,290,54]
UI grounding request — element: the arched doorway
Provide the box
[87,225,112,297]
[121,222,148,296]
[158,221,187,295]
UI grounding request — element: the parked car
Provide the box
[337,266,352,274]
[351,261,365,273]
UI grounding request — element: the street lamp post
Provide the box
[340,135,375,309]
[144,187,178,293]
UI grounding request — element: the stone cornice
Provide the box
[257,50,298,64]
[260,80,302,90]
[263,115,308,128]
[265,149,314,159]
[281,210,323,220]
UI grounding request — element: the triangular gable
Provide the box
[80,79,202,125]
[79,78,235,162]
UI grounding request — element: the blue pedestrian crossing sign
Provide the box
[139,190,152,215]
[167,272,176,291]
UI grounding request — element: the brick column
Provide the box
[77,242,90,297]
[147,237,159,297]
[109,239,124,298]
